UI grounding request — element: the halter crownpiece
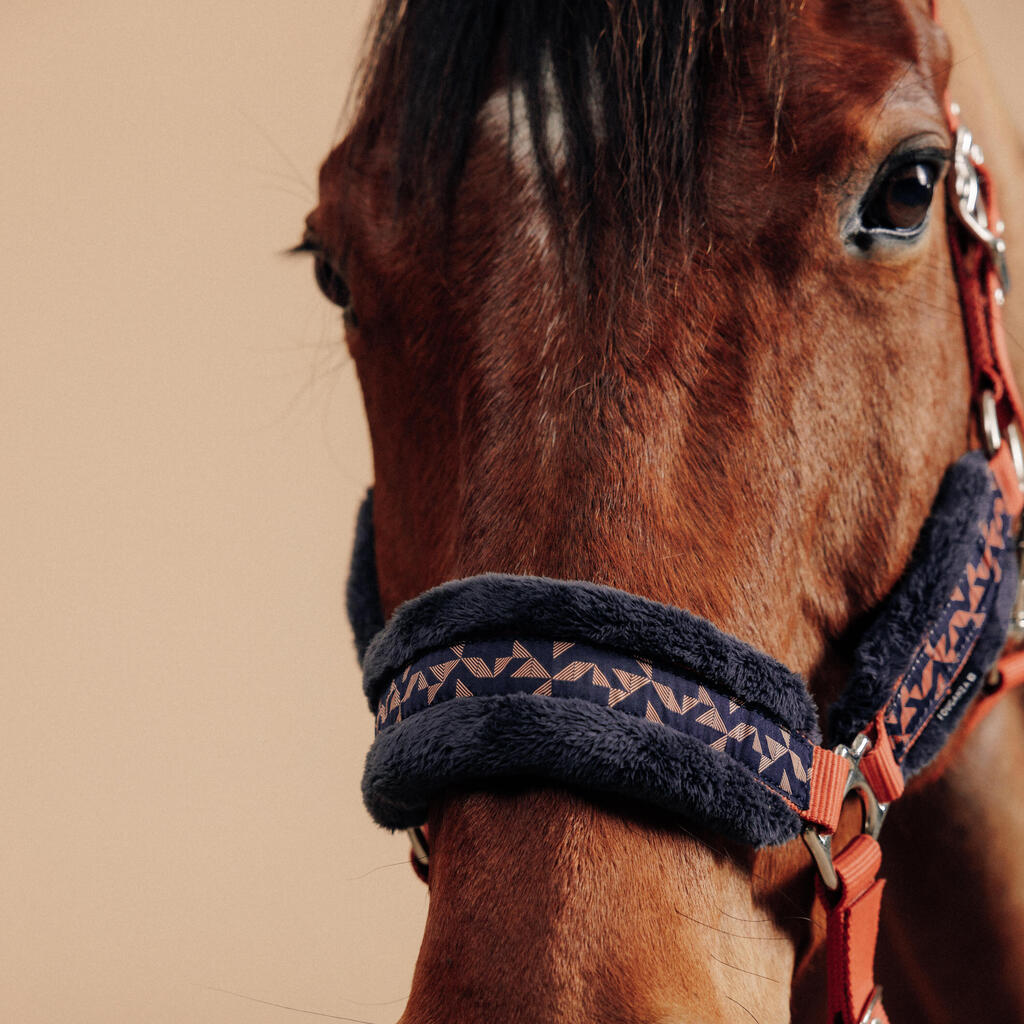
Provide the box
[348,110,1024,1024]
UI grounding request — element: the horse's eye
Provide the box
[314,254,351,309]
[862,161,938,233]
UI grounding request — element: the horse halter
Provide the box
[347,106,1024,1024]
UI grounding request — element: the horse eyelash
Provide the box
[285,232,323,257]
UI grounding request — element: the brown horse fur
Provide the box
[310,0,1024,1019]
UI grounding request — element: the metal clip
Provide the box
[408,826,430,871]
[949,123,1011,293]
[802,733,889,891]
[1008,423,1024,488]
[1001,424,1024,649]
[858,984,885,1024]
[981,390,1002,456]
[1008,560,1024,651]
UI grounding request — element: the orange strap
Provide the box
[991,445,1024,518]
[859,716,905,805]
[806,745,852,833]
[945,102,1024,507]
[816,85,1023,1016]
[823,835,890,1024]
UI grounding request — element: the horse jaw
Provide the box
[400,791,800,1024]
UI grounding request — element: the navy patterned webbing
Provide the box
[882,481,1013,764]
[374,637,816,811]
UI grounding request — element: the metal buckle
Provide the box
[978,393,1024,487]
[1008,422,1024,487]
[408,826,430,871]
[1006,446,1024,646]
[802,733,889,891]
[981,389,1003,456]
[858,984,885,1024]
[949,120,1010,294]
[987,418,1024,648]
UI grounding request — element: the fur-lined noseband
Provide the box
[350,451,1016,848]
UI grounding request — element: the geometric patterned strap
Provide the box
[369,459,1016,841]
[876,479,1014,767]
[374,636,824,818]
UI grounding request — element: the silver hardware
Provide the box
[985,661,1004,692]
[981,390,1002,456]
[408,826,430,871]
[1009,423,1024,487]
[1009,543,1024,648]
[949,122,1011,293]
[996,287,1007,307]
[858,984,884,1024]
[802,733,889,891]
[1005,432,1024,643]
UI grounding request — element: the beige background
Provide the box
[2,3,1022,1023]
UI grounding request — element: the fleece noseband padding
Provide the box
[350,451,1016,847]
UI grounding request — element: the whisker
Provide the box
[347,859,416,881]
[234,103,315,198]
[284,233,323,257]
[336,995,409,1008]
[710,952,781,984]
[717,909,775,924]
[1002,323,1024,357]
[725,994,763,1024]
[674,907,792,941]
[255,182,318,204]
[206,986,376,1022]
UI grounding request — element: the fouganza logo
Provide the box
[935,671,979,722]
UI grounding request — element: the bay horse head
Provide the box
[304,0,1024,1019]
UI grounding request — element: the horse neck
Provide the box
[400,791,802,1024]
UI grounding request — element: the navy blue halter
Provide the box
[349,450,1016,848]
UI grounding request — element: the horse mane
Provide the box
[354,0,797,270]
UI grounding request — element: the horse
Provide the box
[303,0,1024,1019]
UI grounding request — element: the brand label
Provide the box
[935,671,978,722]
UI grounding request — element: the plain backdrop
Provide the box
[2,3,1022,1022]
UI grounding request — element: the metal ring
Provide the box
[801,734,889,891]
[981,390,1002,456]
[949,122,1012,291]
[408,826,430,870]
[858,985,884,1024]
[1007,422,1024,488]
